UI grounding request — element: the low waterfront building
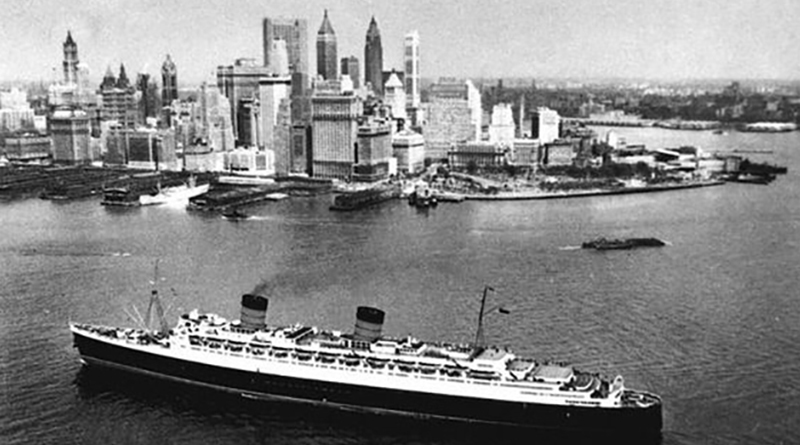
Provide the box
[448,141,507,169]
[3,132,52,162]
[392,129,424,174]
[0,88,35,132]
[183,150,225,172]
[105,128,179,170]
[539,140,575,167]
[512,138,538,165]
[224,146,275,176]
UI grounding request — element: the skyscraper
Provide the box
[137,72,159,125]
[63,31,79,85]
[531,107,560,144]
[216,58,271,147]
[161,54,177,127]
[423,78,482,160]
[488,103,515,145]
[383,71,406,120]
[98,65,138,129]
[403,30,420,109]
[262,17,308,96]
[311,86,362,179]
[364,17,383,96]
[51,107,90,163]
[340,56,360,89]
[316,10,337,81]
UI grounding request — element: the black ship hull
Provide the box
[72,331,662,435]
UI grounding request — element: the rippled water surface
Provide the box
[1,128,799,444]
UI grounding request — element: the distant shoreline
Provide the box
[460,180,725,201]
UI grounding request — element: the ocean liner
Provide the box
[70,288,662,434]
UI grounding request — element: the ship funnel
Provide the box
[353,306,385,342]
[240,294,268,330]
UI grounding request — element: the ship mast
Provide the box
[474,285,509,348]
[474,286,493,347]
[145,259,170,334]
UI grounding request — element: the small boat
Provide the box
[221,208,250,220]
[408,185,438,208]
[264,192,289,201]
[582,237,666,250]
[728,173,775,185]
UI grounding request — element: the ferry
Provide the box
[139,177,209,206]
[70,288,662,434]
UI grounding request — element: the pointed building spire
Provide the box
[318,9,335,36]
[367,16,380,38]
[364,16,383,96]
[100,65,116,90]
[117,63,130,89]
[316,9,337,80]
[63,31,79,85]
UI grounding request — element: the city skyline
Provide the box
[2,0,799,86]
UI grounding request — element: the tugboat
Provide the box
[139,176,210,206]
[582,237,666,250]
[407,184,438,208]
[221,207,250,221]
[70,284,662,434]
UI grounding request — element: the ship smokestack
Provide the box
[353,306,385,342]
[240,294,268,330]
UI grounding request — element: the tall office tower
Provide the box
[364,16,383,96]
[98,65,138,128]
[340,56,360,89]
[268,39,290,76]
[488,103,515,145]
[63,31,79,85]
[316,10,338,81]
[161,54,178,127]
[531,107,560,144]
[423,78,482,160]
[258,76,290,158]
[403,30,420,108]
[311,86,363,179]
[263,17,309,96]
[51,107,91,163]
[216,58,271,147]
[196,82,235,153]
[0,88,35,132]
[136,72,159,125]
[383,71,406,120]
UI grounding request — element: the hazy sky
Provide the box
[2,0,799,85]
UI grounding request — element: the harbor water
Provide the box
[1,127,799,444]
